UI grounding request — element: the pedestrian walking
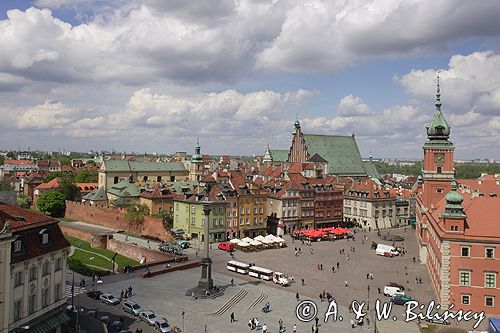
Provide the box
[262,323,267,333]
[248,319,252,330]
[319,293,323,302]
[231,278,234,286]
[231,312,235,322]
[320,263,323,270]
[315,317,319,326]
[366,273,369,279]
[345,280,348,287]
[337,262,340,269]
[301,278,305,286]
[310,248,313,254]
[332,266,335,273]
[279,319,283,332]
[296,292,300,301]
[350,319,355,328]
[377,287,381,294]
[299,247,302,253]
[293,324,297,333]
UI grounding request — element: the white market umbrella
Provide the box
[241,237,253,243]
[237,242,250,247]
[274,236,285,243]
[264,235,278,243]
[254,235,265,242]
[229,238,240,244]
[250,240,262,246]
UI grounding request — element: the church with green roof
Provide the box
[268,119,378,178]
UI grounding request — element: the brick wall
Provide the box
[60,223,93,243]
[64,201,174,241]
[106,238,173,263]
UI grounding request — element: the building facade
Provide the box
[416,78,500,315]
[344,178,397,230]
[0,202,71,333]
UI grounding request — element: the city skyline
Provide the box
[1,1,500,159]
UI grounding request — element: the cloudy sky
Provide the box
[1,0,499,159]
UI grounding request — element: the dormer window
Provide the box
[14,239,22,252]
[39,229,49,245]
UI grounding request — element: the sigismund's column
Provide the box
[197,202,213,291]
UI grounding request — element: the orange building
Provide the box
[416,78,499,316]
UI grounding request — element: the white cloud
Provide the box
[337,95,373,117]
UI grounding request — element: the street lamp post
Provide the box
[71,271,75,309]
[182,311,185,332]
[367,285,370,311]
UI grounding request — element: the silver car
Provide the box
[122,300,143,316]
[99,293,120,305]
[139,310,158,326]
[154,319,172,333]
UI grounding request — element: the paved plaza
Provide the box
[90,227,487,332]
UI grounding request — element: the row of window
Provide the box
[460,294,494,307]
[459,271,496,288]
[461,246,495,259]
[15,259,62,287]
[240,207,264,215]
[239,217,264,225]
[14,283,62,321]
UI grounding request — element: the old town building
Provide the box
[416,78,500,315]
[0,202,70,333]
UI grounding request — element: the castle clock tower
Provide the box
[422,76,454,208]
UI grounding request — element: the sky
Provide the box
[0,0,500,159]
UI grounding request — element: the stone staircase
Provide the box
[210,289,248,316]
[246,290,268,311]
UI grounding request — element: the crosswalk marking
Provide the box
[65,285,87,298]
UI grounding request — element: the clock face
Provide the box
[434,153,445,164]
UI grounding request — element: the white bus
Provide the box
[248,266,273,281]
[227,260,250,274]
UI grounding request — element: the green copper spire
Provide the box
[426,72,450,141]
[292,115,301,135]
[191,138,202,162]
[443,179,466,218]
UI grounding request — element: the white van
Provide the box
[384,285,405,297]
[376,244,399,257]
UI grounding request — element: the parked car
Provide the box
[218,242,234,252]
[391,295,411,305]
[154,319,172,333]
[122,300,143,316]
[139,310,158,325]
[86,289,103,300]
[425,317,450,325]
[100,293,120,305]
[383,286,405,297]
[387,282,405,290]
[159,245,184,255]
[109,321,124,333]
[178,240,191,249]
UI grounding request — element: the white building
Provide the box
[0,202,70,333]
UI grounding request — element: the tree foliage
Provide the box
[6,151,16,159]
[74,169,98,183]
[374,161,500,179]
[125,201,150,226]
[57,176,79,201]
[17,194,32,208]
[0,155,4,165]
[37,191,66,217]
[0,180,13,191]
[59,156,71,165]
[44,171,69,183]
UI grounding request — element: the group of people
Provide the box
[262,302,271,313]
[319,290,334,302]
[248,317,262,330]
[120,286,133,300]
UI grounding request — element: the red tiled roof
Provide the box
[346,178,395,200]
[458,174,500,196]
[75,182,98,193]
[4,159,32,165]
[34,178,60,190]
[140,183,176,199]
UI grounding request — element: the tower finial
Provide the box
[196,136,199,145]
[435,70,442,109]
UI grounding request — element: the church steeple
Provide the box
[263,144,272,163]
[442,179,466,218]
[292,115,301,135]
[191,138,202,163]
[426,73,451,141]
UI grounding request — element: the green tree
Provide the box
[37,191,66,216]
[17,194,32,208]
[57,176,79,201]
[44,171,68,183]
[86,160,96,165]
[125,201,150,226]
[0,155,4,165]
[59,156,71,165]
[6,151,16,159]
[0,180,13,191]
[74,169,98,183]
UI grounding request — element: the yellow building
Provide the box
[139,184,176,216]
[230,173,267,238]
